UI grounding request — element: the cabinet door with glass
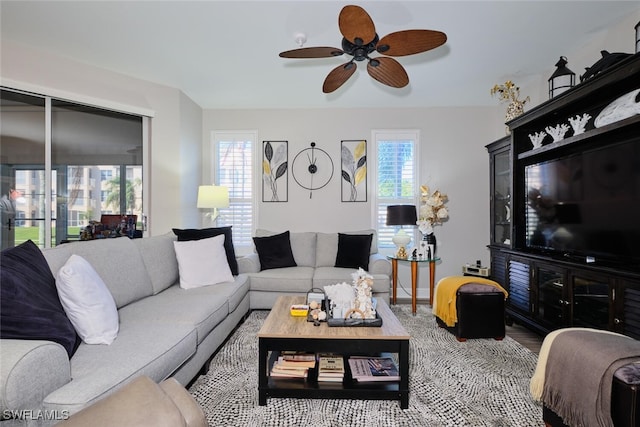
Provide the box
[569,271,612,331]
[614,278,640,339]
[487,137,511,247]
[533,263,567,330]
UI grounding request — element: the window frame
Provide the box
[211,130,258,254]
[371,129,421,251]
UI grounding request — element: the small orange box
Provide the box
[290,304,309,317]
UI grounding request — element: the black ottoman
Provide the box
[436,283,506,342]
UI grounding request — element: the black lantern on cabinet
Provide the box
[635,21,639,53]
[548,56,575,99]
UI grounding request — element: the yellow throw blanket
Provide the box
[432,276,507,327]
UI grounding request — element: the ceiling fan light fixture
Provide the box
[279,5,447,93]
[294,32,307,47]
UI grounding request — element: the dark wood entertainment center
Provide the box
[486,53,640,338]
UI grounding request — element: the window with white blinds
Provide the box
[213,131,256,248]
[373,130,419,249]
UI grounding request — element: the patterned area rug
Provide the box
[189,305,543,426]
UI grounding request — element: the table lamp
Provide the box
[386,205,417,259]
[197,185,229,224]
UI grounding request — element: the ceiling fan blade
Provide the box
[367,57,409,88]
[338,5,376,45]
[279,47,344,58]
[323,62,357,93]
[377,30,447,56]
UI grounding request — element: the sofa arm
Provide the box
[237,253,260,274]
[159,378,206,427]
[369,253,391,276]
[55,376,206,427]
[0,339,71,414]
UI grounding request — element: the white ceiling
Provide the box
[1,1,638,109]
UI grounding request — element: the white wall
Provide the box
[202,107,505,297]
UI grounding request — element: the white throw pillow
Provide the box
[173,234,234,289]
[56,254,119,345]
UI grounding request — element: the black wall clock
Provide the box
[292,142,334,198]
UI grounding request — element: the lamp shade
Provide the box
[386,205,417,226]
[197,185,229,209]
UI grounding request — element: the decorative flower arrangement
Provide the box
[491,80,530,122]
[416,184,448,235]
[491,80,527,104]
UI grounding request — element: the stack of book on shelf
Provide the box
[317,354,345,382]
[270,352,316,379]
[348,356,400,382]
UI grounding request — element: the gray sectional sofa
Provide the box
[239,229,391,309]
[0,229,390,426]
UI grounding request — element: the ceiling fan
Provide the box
[279,5,447,93]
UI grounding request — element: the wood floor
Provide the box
[506,322,544,354]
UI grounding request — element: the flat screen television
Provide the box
[524,138,640,269]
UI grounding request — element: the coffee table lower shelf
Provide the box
[258,339,409,409]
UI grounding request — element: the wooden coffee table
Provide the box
[257,296,410,408]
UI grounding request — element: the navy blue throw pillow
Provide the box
[173,227,239,275]
[335,233,373,270]
[252,231,297,271]
[0,240,81,357]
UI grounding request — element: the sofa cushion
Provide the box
[118,284,231,345]
[316,230,377,268]
[255,229,317,267]
[172,227,239,275]
[44,238,154,309]
[56,254,119,345]
[335,233,373,270]
[173,235,234,289]
[253,231,297,271]
[0,240,80,357]
[133,232,179,294]
[247,266,314,292]
[44,321,197,415]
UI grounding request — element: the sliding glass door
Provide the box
[1,88,145,249]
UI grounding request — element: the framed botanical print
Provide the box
[262,141,288,202]
[341,140,367,202]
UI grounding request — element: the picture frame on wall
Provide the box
[262,141,288,202]
[341,140,367,202]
